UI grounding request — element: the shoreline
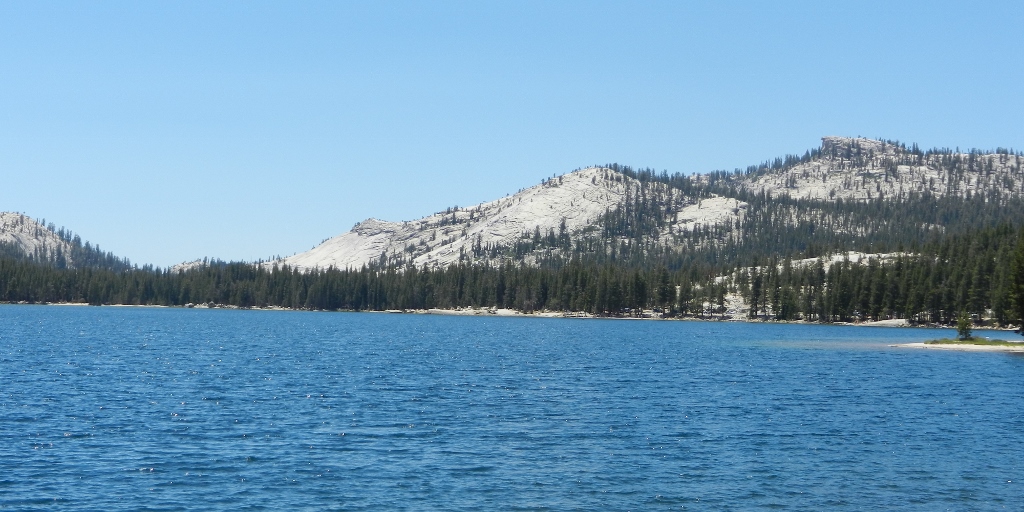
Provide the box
[890,342,1024,353]
[5,301,1020,333]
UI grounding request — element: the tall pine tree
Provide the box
[1011,230,1024,335]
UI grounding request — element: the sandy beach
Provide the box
[891,342,1024,353]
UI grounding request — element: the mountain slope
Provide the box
[0,213,76,265]
[275,167,746,271]
[0,212,130,270]
[271,136,1023,272]
[9,136,1020,276]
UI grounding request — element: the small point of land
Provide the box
[892,337,1024,352]
[926,337,1020,346]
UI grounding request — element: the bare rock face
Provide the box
[352,219,400,237]
[820,136,888,156]
[271,167,642,271]
[268,165,751,272]
[169,259,205,273]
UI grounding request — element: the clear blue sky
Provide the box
[2,1,1022,267]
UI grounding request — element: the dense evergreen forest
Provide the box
[2,224,1023,332]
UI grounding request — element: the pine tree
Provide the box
[655,265,673,313]
[955,311,973,340]
[1011,231,1024,334]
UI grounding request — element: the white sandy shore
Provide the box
[418,308,567,318]
[891,342,1024,353]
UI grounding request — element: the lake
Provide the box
[1,305,1022,510]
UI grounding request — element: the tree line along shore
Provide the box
[2,224,1023,334]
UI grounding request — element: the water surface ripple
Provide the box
[1,306,1021,509]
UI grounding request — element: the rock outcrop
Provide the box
[0,212,76,264]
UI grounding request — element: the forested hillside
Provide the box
[3,136,1024,331]
[0,213,131,271]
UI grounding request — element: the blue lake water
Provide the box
[1,305,1022,510]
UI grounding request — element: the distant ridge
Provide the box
[735,136,1023,202]
[267,136,1024,272]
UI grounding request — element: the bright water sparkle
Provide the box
[1,305,1022,510]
